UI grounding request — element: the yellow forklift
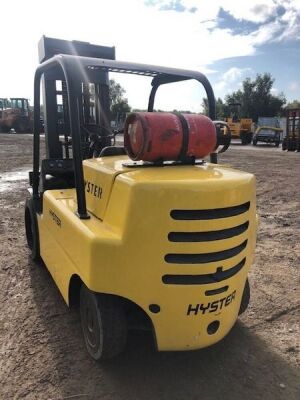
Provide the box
[25,36,257,360]
[225,103,253,145]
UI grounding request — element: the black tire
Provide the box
[282,139,287,151]
[252,139,257,146]
[239,278,250,316]
[80,285,127,360]
[246,132,253,144]
[241,134,247,145]
[1,125,10,133]
[24,198,40,261]
[14,118,29,133]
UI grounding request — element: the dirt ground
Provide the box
[0,134,299,400]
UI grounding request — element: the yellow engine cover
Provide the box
[38,156,256,351]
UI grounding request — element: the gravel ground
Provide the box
[0,134,299,400]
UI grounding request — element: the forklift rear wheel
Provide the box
[80,285,127,360]
[25,198,40,261]
[238,278,250,315]
[15,119,28,133]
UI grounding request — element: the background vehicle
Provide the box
[25,36,256,360]
[225,103,253,145]
[252,117,283,146]
[0,98,11,132]
[0,97,32,132]
[0,98,5,131]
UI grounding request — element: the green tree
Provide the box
[109,79,131,120]
[225,73,286,122]
[202,97,226,119]
[286,99,300,109]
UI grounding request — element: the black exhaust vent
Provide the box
[205,286,229,296]
[165,240,247,264]
[162,258,246,285]
[170,202,250,220]
[168,222,249,242]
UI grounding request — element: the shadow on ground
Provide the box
[25,259,300,400]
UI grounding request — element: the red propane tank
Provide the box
[124,112,216,162]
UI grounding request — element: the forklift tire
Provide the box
[240,134,248,145]
[14,119,28,133]
[252,139,257,146]
[25,198,40,261]
[246,132,253,144]
[80,285,127,360]
[282,139,287,151]
[238,278,250,316]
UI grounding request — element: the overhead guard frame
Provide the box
[33,54,216,219]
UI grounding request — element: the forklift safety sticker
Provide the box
[186,290,236,315]
[84,180,103,199]
[49,209,61,227]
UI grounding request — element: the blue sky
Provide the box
[0,0,299,112]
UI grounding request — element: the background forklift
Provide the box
[225,103,253,145]
[282,108,300,151]
[25,36,256,360]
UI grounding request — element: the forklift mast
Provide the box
[38,36,115,159]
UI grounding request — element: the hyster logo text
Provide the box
[187,290,236,315]
[49,209,61,227]
[84,180,103,199]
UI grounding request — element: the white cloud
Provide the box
[277,3,300,41]
[214,67,253,97]
[288,81,300,91]
[220,0,277,23]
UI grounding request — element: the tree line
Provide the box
[110,74,300,123]
[203,73,300,122]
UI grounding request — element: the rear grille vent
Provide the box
[168,222,249,242]
[170,202,250,220]
[163,201,251,284]
[162,258,246,285]
[165,240,247,264]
